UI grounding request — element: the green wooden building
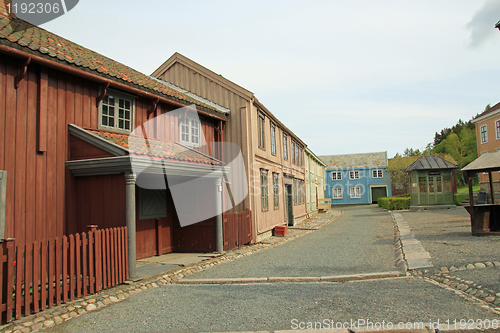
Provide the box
[405,156,458,209]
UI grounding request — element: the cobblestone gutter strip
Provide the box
[178,271,402,285]
[0,211,342,333]
[391,211,433,273]
[419,261,500,316]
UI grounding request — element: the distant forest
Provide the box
[393,107,488,185]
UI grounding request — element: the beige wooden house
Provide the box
[152,53,308,240]
[305,148,326,213]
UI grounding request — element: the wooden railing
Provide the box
[223,209,252,251]
[0,227,128,323]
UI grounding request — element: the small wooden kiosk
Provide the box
[462,152,500,235]
[405,156,457,210]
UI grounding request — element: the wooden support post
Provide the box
[488,171,495,205]
[215,178,223,253]
[468,174,475,233]
[125,173,137,280]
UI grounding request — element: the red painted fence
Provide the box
[0,227,128,324]
[223,209,252,251]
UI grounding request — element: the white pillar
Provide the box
[125,172,137,279]
[215,178,223,253]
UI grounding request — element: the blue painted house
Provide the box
[319,152,392,205]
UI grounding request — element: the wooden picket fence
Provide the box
[223,209,252,251]
[0,227,128,324]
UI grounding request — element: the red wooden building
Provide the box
[0,5,238,278]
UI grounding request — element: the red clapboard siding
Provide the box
[223,209,252,251]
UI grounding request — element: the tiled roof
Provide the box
[0,3,227,115]
[86,128,223,166]
[404,156,457,172]
[474,102,500,121]
[319,152,388,169]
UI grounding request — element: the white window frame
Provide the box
[349,170,360,180]
[271,123,277,155]
[372,169,383,178]
[496,120,500,140]
[332,186,343,199]
[98,90,135,133]
[331,171,342,181]
[350,186,361,198]
[179,115,201,147]
[480,124,488,144]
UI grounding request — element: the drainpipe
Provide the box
[125,172,137,279]
[215,177,223,253]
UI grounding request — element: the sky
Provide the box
[39,0,500,158]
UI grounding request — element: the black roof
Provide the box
[404,156,458,172]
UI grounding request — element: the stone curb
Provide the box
[391,211,433,273]
[1,211,343,333]
[418,262,500,315]
[178,271,402,285]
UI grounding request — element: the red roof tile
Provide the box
[86,128,223,166]
[0,2,225,114]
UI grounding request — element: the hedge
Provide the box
[378,195,411,210]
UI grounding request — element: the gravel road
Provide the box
[187,205,395,279]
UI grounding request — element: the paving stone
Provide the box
[109,296,119,302]
[103,298,113,305]
[474,262,486,268]
[86,304,97,311]
[440,267,449,273]
[22,322,33,327]
[97,301,105,307]
[31,322,44,331]
[33,316,45,323]
[53,316,63,324]
[77,309,86,315]
[151,282,158,288]
[449,266,458,272]
[484,296,496,302]
[87,298,96,304]
[117,293,125,300]
[485,261,494,267]
[466,264,475,269]
[60,314,69,320]
[67,306,75,312]
[43,320,55,327]
[475,290,484,297]
[69,312,78,318]
[494,298,500,305]
[494,261,500,267]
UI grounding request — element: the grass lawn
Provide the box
[456,184,480,194]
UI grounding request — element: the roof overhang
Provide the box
[462,151,500,175]
[66,156,230,178]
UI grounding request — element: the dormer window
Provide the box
[180,115,201,147]
[99,90,135,133]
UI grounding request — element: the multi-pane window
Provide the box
[331,171,342,180]
[283,134,288,160]
[273,173,279,209]
[480,125,488,144]
[180,116,201,147]
[99,92,133,132]
[258,113,265,149]
[291,141,296,164]
[372,169,383,178]
[261,169,268,211]
[496,120,500,139]
[350,186,361,198]
[332,187,343,199]
[295,144,299,166]
[271,124,276,155]
[349,171,360,180]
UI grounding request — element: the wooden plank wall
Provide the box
[157,62,249,213]
[0,55,221,249]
